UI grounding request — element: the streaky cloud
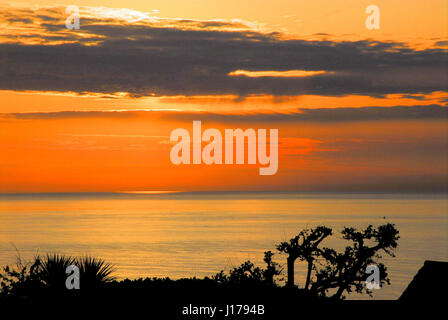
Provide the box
[2,105,446,122]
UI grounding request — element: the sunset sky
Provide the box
[0,0,447,193]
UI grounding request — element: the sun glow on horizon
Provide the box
[228,70,330,78]
[119,190,181,194]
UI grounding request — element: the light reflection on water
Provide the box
[0,192,447,300]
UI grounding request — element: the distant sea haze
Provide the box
[0,192,446,300]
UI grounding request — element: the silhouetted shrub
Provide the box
[0,253,115,298]
[213,251,282,288]
[0,254,43,298]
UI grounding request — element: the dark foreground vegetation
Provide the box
[0,223,439,317]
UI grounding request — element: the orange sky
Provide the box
[7,0,447,45]
[1,110,446,193]
[0,1,447,193]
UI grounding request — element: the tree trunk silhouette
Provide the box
[287,256,295,287]
[333,285,346,299]
[305,259,313,290]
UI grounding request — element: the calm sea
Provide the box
[0,192,447,300]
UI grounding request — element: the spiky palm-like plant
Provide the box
[39,254,75,291]
[76,256,115,289]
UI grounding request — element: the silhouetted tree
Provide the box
[277,226,332,288]
[311,223,399,299]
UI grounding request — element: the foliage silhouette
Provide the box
[40,254,75,291]
[0,254,42,298]
[76,256,116,289]
[312,223,399,299]
[213,251,282,287]
[0,253,115,298]
[276,223,399,299]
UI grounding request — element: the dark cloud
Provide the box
[399,94,429,101]
[7,18,33,23]
[0,8,447,98]
[434,41,448,47]
[2,105,446,122]
[161,105,448,123]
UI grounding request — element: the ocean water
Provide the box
[0,192,447,300]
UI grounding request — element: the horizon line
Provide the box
[1,190,447,196]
